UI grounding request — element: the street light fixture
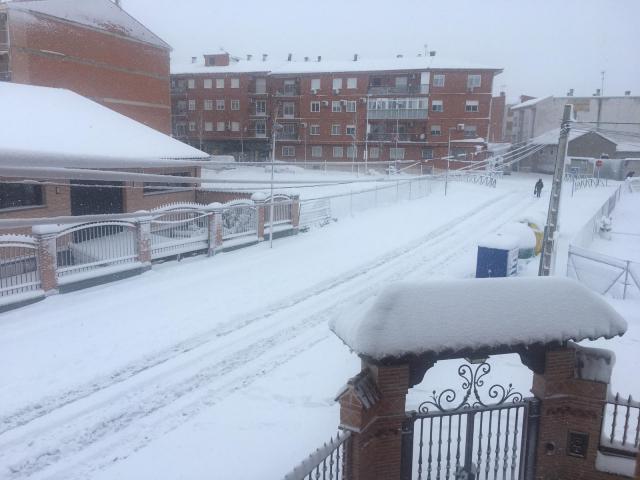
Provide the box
[445,123,465,196]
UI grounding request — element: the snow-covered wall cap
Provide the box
[478,233,519,250]
[329,277,627,362]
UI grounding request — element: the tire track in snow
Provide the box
[1,191,534,479]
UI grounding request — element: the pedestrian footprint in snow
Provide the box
[534,178,544,198]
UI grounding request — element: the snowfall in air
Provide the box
[0,171,638,479]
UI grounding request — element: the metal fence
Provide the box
[150,205,210,260]
[0,235,41,297]
[600,393,639,459]
[222,200,259,240]
[448,172,497,188]
[264,195,293,226]
[55,222,138,279]
[571,186,622,248]
[567,246,639,300]
[284,430,351,480]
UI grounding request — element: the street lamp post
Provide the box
[445,124,464,196]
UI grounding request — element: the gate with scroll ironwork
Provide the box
[401,363,540,480]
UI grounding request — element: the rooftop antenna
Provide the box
[601,70,605,96]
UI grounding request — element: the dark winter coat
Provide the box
[534,180,544,193]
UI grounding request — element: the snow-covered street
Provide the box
[0,175,636,480]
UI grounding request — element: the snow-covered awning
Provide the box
[0,83,209,168]
[330,277,626,364]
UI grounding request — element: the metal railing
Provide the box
[284,430,351,480]
[367,84,429,95]
[367,132,425,142]
[448,172,497,188]
[264,196,293,226]
[0,235,41,297]
[55,222,138,279]
[150,205,209,260]
[567,246,639,300]
[600,393,639,458]
[222,201,258,240]
[569,185,622,248]
[367,109,428,120]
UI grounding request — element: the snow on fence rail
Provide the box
[0,235,40,298]
[222,200,259,241]
[283,430,351,480]
[150,203,210,260]
[600,393,640,458]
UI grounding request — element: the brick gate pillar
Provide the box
[337,361,410,480]
[531,343,626,480]
[135,213,152,267]
[290,195,300,232]
[205,203,223,256]
[32,228,58,294]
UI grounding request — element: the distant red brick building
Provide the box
[0,0,171,133]
[171,53,503,168]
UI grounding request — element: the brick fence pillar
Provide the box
[337,361,410,480]
[531,344,624,480]
[135,213,152,267]
[291,195,300,232]
[33,230,58,294]
[251,193,267,241]
[205,203,223,256]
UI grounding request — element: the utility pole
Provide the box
[601,70,606,97]
[269,118,278,249]
[538,104,573,276]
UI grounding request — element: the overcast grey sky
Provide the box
[123,0,640,102]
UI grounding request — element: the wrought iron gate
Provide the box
[401,363,540,480]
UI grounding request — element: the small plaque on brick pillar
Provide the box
[567,431,589,458]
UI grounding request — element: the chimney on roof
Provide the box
[429,51,436,57]
[567,88,574,97]
[247,54,252,61]
[317,55,321,62]
[396,54,403,58]
[262,54,268,62]
[287,53,292,61]
[304,56,309,62]
[625,90,631,96]
[191,56,197,64]
[353,54,358,61]
[594,88,601,96]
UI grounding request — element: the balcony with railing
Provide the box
[367,84,429,95]
[367,132,426,143]
[367,108,428,120]
[275,86,299,97]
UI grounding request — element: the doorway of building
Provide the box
[70,180,124,216]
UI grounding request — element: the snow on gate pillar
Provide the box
[251,192,267,241]
[135,213,152,266]
[337,361,410,480]
[32,226,58,294]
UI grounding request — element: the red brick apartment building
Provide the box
[0,0,171,133]
[171,53,504,168]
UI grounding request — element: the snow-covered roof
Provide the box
[6,0,170,49]
[330,277,626,362]
[0,82,209,167]
[529,128,590,146]
[510,96,551,111]
[171,55,502,76]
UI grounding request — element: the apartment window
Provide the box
[282,146,296,157]
[177,100,187,112]
[204,79,213,89]
[217,121,225,132]
[430,125,442,136]
[231,122,240,132]
[346,101,356,112]
[231,99,240,110]
[431,100,443,112]
[204,99,213,111]
[333,146,344,158]
[0,184,44,210]
[465,100,479,112]
[347,77,357,89]
[255,78,267,94]
[255,120,266,136]
[422,147,434,160]
[433,74,445,87]
[346,145,356,158]
[452,147,468,158]
[204,122,213,132]
[216,78,224,88]
[282,123,296,138]
[310,101,321,113]
[310,124,320,135]
[467,74,481,89]
[230,78,240,88]
[331,124,341,135]
[390,147,405,160]
[216,99,225,111]
[187,79,195,89]
[256,100,266,115]
[464,125,477,138]
[331,101,342,113]
[188,99,196,111]
[311,146,323,158]
[332,78,343,90]
[188,121,196,131]
[283,102,295,118]
[311,78,321,91]
[346,125,356,136]
[283,80,296,95]
[369,147,380,159]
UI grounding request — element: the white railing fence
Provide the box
[0,235,41,298]
[150,203,210,260]
[222,200,259,241]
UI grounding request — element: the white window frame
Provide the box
[231,121,240,132]
[465,100,479,112]
[332,101,342,113]
[390,147,405,160]
[311,146,323,158]
[230,78,240,88]
[311,78,321,91]
[331,124,341,136]
[188,99,196,111]
[346,125,356,136]
[433,74,445,87]
[256,100,266,115]
[346,145,356,158]
[333,146,344,158]
[369,147,380,159]
[283,102,295,118]
[310,101,321,113]
[346,101,356,113]
[310,124,320,135]
[187,79,195,89]
[217,121,225,132]
[282,146,296,157]
[347,77,357,89]
[467,74,481,88]
[431,100,443,112]
[204,121,213,132]
[231,99,240,111]
[204,99,213,111]
[216,99,225,111]
[430,125,442,136]
[204,79,212,89]
[422,148,434,159]
[255,120,266,136]
[216,78,225,89]
[188,121,196,131]
[464,125,477,138]
[332,78,343,90]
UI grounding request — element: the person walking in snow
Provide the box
[534,178,543,198]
